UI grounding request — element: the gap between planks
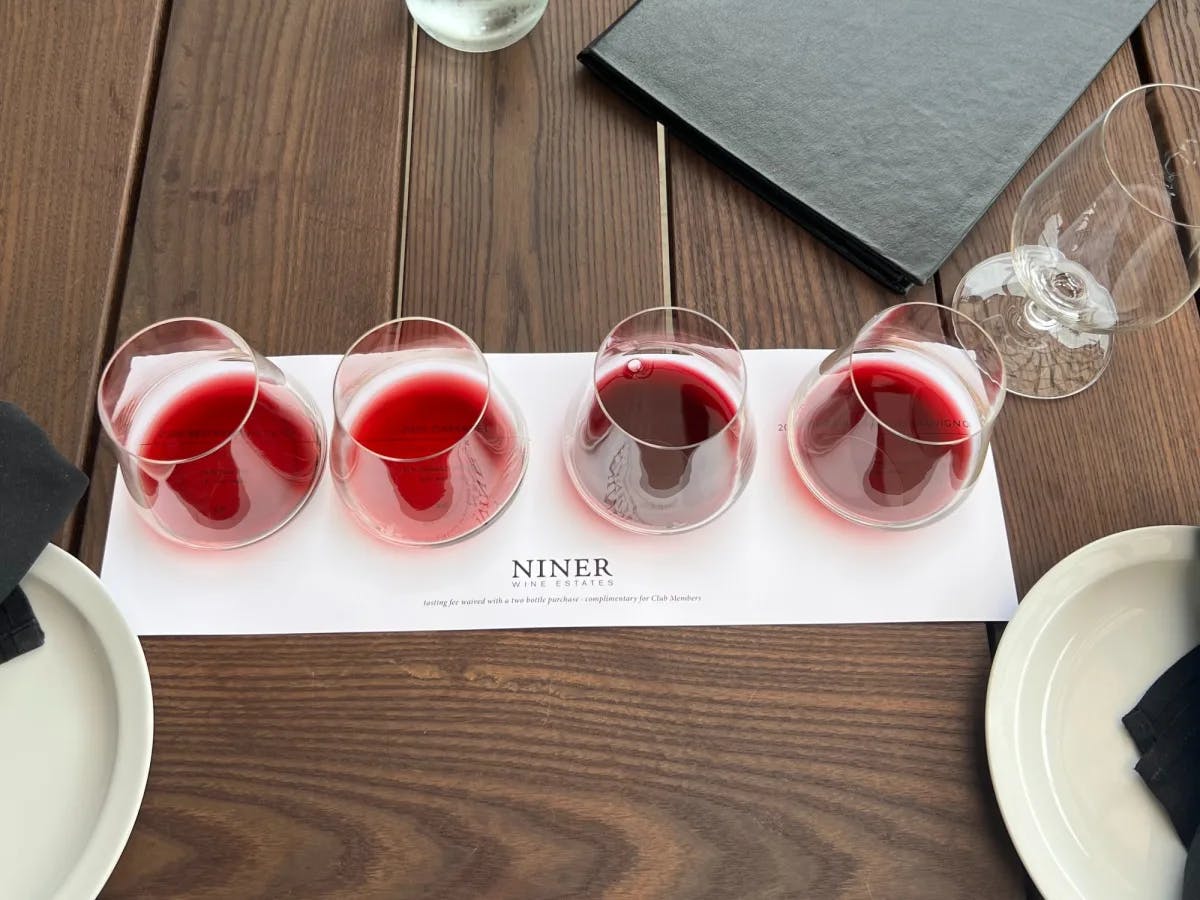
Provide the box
[657,121,673,308]
[68,0,174,556]
[394,17,419,318]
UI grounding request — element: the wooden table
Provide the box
[3,2,1199,896]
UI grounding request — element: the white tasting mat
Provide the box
[101,350,1017,634]
[0,545,153,899]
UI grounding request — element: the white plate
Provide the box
[0,545,153,899]
[987,525,1200,900]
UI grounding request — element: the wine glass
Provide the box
[563,307,756,534]
[330,317,528,545]
[952,83,1200,399]
[405,0,549,52]
[788,302,1006,529]
[98,318,326,549]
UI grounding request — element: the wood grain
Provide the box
[78,0,411,571]
[1137,0,1200,86]
[102,626,1007,899]
[110,0,409,353]
[403,0,662,350]
[940,45,1200,596]
[0,0,164,462]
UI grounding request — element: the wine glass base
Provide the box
[562,434,754,536]
[950,253,1113,400]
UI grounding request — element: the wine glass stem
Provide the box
[1022,298,1061,333]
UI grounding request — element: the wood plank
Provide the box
[941,44,1200,596]
[402,0,663,349]
[1138,0,1200,86]
[110,625,1009,898]
[86,2,410,895]
[666,80,1022,900]
[0,0,164,466]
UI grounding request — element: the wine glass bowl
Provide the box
[953,83,1200,399]
[98,317,326,549]
[329,317,529,546]
[787,302,1006,529]
[563,307,756,534]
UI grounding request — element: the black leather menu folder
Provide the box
[579,0,1157,293]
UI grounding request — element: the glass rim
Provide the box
[98,316,265,466]
[1101,82,1200,230]
[846,302,1007,448]
[589,306,749,451]
[332,316,495,464]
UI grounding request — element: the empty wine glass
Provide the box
[98,318,325,549]
[563,307,756,534]
[788,302,1006,529]
[952,83,1200,399]
[330,318,528,545]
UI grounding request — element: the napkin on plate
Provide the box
[1124,645,1200,757]
[1124,642,1200,900]
[1186,828,1200,900]
[0,402,89,662]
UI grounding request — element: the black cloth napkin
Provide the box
[1129,684,1200,846]
[1185,828,1200,900]
[1124,646,1200,757]
[0,587,44,661]
[1124,642,1200,900]
[0,402,89,662]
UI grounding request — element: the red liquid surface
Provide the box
[335,367,524,543]
[790,357,977,526]
[595,358,737,447]
[137,372,321,545]
[574,356,746,529]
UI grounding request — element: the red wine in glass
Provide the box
[586,356,739,490]
[789,352,982,527]
[566,337,755,534]
[332,363,526,545]
[99,318,326,549]
[135,371,323,545]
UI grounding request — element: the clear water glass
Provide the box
[406,0,549,52]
